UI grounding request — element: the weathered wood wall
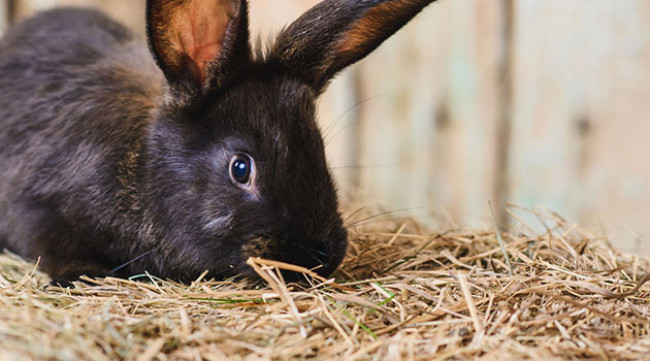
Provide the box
[508,1,650,255]
[0,1,6,33]
[1,0,649,254]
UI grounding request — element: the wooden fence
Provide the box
[1,0,649,254]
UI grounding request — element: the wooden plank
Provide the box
[11,0,144,34]
[11,0,60,21]
[354,0,502,228]
[0,0,7,33]
[507,0,650,254]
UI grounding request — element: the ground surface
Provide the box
[1,206,649,360]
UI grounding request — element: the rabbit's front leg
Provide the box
[44,261,114,287]
[23,204,119,285]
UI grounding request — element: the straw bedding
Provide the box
[1,205,649,360]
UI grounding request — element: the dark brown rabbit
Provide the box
[0,0,437,284]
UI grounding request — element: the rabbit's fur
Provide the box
[0,0,437,284]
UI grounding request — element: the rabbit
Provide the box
[0,0,437,284]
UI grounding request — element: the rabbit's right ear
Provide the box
[147,0,250,95]
[272,0,436,93]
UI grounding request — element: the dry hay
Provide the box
[1,205,650,361]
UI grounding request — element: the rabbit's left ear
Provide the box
[147,0,250,95]
[272,0,437,93]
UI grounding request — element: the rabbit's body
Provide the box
[0,0,436,284]
[0,9,165,280]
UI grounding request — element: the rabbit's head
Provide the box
[142,0,435,280]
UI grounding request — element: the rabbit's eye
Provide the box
[229,153,254,186]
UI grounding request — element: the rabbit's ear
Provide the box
[147,0,250,94]
[273,0,436,92]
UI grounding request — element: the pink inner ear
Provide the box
[169,0,236,83]
[334,0,419,71]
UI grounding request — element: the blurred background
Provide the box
[1,0,648,254]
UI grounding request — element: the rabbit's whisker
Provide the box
[345,207,427,228]
[298,245,328,258]
[297,245,327,268]
[322,94,388,147]
[343,206,367,223]
[330,156,417,171]
[111,250,154,274]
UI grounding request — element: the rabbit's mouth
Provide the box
[240,234,346,279]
